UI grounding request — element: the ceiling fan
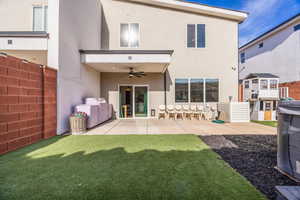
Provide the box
[128,67,146,78]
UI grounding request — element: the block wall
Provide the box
[0,55,57,155]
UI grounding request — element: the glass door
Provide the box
[134,86,148,117]
[119,86,133,118]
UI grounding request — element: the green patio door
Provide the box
[134,86,148,117]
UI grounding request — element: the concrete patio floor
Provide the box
[85,119,276,135]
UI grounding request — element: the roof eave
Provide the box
[118,0,248,22]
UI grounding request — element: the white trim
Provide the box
[118,84,150,119]
[81,53,171,73]
[32,5,48,32]
[122,0,247,22]
[186,24,206,49]
[0,37,48,50]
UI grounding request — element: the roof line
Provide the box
[117,0,248,22]
[176,0,248,15]
[240,12,300,49]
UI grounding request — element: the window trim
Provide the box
[175,78,189,103]
[205,78,219,103]
[187,24,206,49]
[279,87,289,99]
[32,5,48,32]
[260,79,268,90]
[270,79,278,90]
[120,23,140,48]
[44,5,48,32]
[174,78,220,103]
[190,78,205,103]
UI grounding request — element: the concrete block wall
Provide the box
[0,54,57,155]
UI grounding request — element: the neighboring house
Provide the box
[239,13,300,100]
[0,0,247,134]
[242,73,279,121]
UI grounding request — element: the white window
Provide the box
[120,23,139,47]
[279,87,289,99]
[270,79,278,90]
[244,80,250,89]
[33,6,48,32]
[260,79,268,90]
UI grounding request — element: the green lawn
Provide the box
[252,120,278,127]
[0,135,265,200]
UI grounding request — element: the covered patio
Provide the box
[85,119,276,135]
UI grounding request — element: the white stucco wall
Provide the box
[100,0,241,110]
[48,0,102,134]
[239,19,300,83]
[0,0,48,31]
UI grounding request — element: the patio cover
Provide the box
[80,50,173,73]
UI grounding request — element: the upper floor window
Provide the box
[260,79,268,90]
[120,23,139,48]
[259,42,264,48]
[187,24,205,48]
[294,24,300,31]
[244,80,250,89]
[33,6,48,32]
[270,79,278,89]
[240,52,245,63]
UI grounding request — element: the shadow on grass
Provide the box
[0,135,265,200]
[200,135,300,200]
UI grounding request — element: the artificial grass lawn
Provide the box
[252,120,278,127]
[0,135,265,200]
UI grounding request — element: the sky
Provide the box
[185,0,300,47]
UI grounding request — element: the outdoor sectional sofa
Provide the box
[75,98,113,128]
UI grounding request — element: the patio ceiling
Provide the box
[80,50,173,73]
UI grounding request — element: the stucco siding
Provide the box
[100,0,239,104]
[48,0,102,134]
[101,72,164,117]
[239,19,300,83]
[0,0,48,31]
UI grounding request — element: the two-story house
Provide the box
[0,0,247,134]
[242,73,279,121]
[239,13,300,100]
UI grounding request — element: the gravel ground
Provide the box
[200,135,300,200]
